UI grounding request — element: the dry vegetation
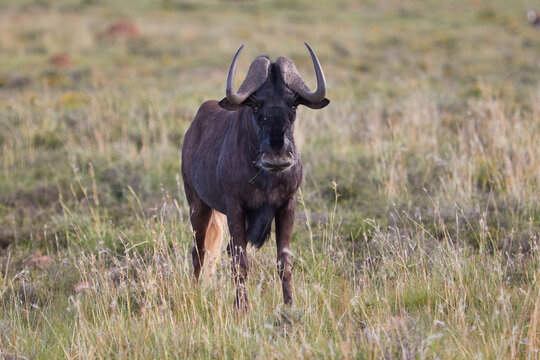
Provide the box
[0,0,539,358]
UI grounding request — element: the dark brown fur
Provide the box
[182,58,328,309]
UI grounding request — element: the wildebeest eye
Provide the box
[291,105,297,112]
[252,103,260,113]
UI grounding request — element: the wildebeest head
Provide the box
[219,43,329,172]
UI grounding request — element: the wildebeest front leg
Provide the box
[275,198,295,305]
[226,206,249,310]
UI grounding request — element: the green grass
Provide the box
[0,0,539,358]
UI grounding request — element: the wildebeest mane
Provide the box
[246,202,274,248]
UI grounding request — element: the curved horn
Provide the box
[276,42,327,103]
[225,45,271,105]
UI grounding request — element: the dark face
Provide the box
[248,82,297,172]
[219,62,329,173]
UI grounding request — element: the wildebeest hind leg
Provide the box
[185,187,212,282]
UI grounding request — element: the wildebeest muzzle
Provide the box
[259,136,294,172]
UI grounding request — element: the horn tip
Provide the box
[234,44,245,55]
[304,42,317,57]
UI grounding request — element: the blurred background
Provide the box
[0,0,539,358]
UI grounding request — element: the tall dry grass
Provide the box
[1,0,539,358]
[1,83,539,359]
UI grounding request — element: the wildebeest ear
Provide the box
[296,97,330,109]
[218,98,241,111]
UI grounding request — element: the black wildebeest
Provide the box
[181,43,329,309]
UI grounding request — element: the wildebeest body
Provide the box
[182,44,328,309]
[183,100,302,248]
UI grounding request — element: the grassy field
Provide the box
[0,0,539,358]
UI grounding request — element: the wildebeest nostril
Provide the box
[260,139,272,154]
[271,138,284,151]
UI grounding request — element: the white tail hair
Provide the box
[201,210,227,280]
